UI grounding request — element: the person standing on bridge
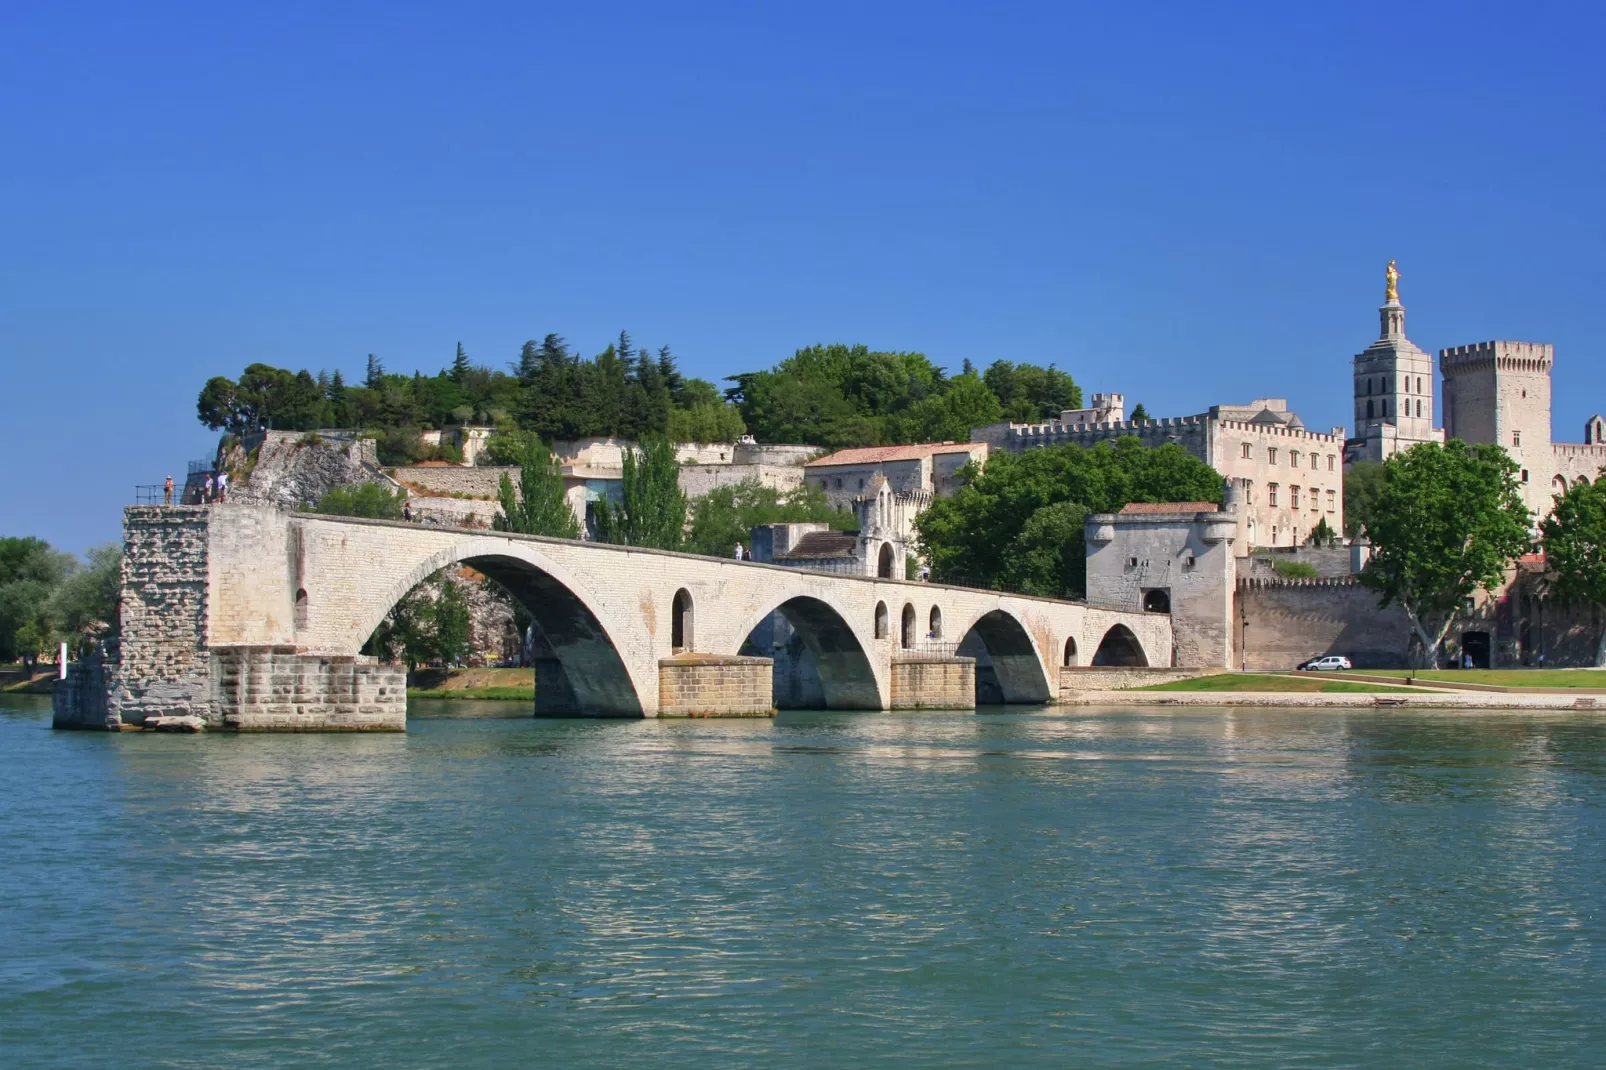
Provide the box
[163,475,173,506]
[216,471,228,502]
[733,542,745,561]
[203,473,214,503]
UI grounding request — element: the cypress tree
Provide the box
[494,439,581,539]
[365,353,385,389]
[594,438,686,550]
[450,342,471,383]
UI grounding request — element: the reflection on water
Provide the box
[2,695,1605,1067]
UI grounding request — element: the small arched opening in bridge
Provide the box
[928,605,943,641]
[1143,588,1171,613]
[955,609,1052,705]
[738,595,881,709]
[672,588,694,653]
[360,552,643,717]
[877,542,894,579]
[874,601,889,640]
[293,588,309,630]
[1063,636,1078,667]
[1091,624,1148,667]
[901,603,917,650]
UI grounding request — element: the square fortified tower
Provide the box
[1439,339,1555,520]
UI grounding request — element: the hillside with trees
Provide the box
[196,335,1083,456]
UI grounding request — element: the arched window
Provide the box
[671,588,694,652]
[877,542,894,578]
[901,603,917,649]
[1063,636,1078,667]
[1554,475,1568,494]
[294,588,309,629]
[1366,400,1374,419]
[928,605,943,640]
[874,601,889,640]
[1416,377,1423,393]
[1143,588,1171,613]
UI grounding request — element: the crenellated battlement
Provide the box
[1440,339,1554,373]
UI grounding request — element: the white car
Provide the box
[1298,655,1353,671]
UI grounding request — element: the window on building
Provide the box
[1241,442,1252,459]
[1242,478,1254,504]
[1268,483,1278,506]
[833,478,842,489]
[857,477,865,489]
[1513,431,1521,447]
[1416,399,1422,418]
[1268,447,1278,464]
[1366,400,1374,420]
[1291,450,1301,467]
[1311,452,1318,471]
[1417,377,1423,393]
[1328,454,1335,471]
[1522,469,1530,483]
[1327,489,1336,511]
[1291,486,1300,509]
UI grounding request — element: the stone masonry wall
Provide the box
[1236,579,1414,670]
[1060,666,1206,694]
[678,463,804,499]
[112,507,213,723]
[213,645,406,730]
[889,655,976,709]
[657,654,775,717]
[393,466,510,499]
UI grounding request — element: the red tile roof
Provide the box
[1118,501,1220,514]
[805,442,985,467]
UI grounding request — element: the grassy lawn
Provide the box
[1133,673,1419,694]
[407,667,534,700]
[1362,668,1606,688]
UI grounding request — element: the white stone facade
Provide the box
[974,404,1343,548]
[1347,297,1443,463]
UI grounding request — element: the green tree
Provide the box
[0,537,76,667]
[595,438,686,550]
[915,437,1222,598]
[1539,473,1606,664]
[450,342,471,383]
[432,574,471,666]
[494,439,580,539]
[49,544,121,657]
[1307,516,1339,547]
[365,587,433,671]
[685,480,852,557]
[982,360,1081,421]
[308,483,407,519]
[1129,403,1149,423]
[1343,460,1386,538]
[897,373,1002,443]
[1359,440,1532,667]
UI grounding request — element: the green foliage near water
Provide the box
[595,439,687,550]
[0,537,120,670]
[306,483,407,519]
[494,440,581,539]
[364,570,474,671]
[684,480,853,558]
[915,438,1223,599]
[1359,440,1532,667]
[1539,473,1606,664]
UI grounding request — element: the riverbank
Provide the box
[1064,689,1606,710]
[406,667,534,700]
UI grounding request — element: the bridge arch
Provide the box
[1091,623,1148,667]
[732,589,885,709]
[954,608,1053,704]
[353,537,646,717]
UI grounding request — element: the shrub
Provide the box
[1272,559,1319,580]
[306,483,407,519]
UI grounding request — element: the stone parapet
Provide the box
[889,654,976,709]
[657,654,775,717]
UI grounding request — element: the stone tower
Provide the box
[1348,264,1440,464]
[1439,339,1556,521]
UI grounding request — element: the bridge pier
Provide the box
[657,654,775,717]
[889,654,976,709]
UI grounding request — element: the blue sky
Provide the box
[3,1,1603,553]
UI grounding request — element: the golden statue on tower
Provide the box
[1385,259,1400,302]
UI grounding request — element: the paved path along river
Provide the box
[4,695,1605,1066]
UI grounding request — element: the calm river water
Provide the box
[3,695,1605,1067]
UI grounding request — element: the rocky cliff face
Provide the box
[218,431,390,509]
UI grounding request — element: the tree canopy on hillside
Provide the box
[914,438,1223,599]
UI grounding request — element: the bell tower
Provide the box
[1346,261,1441,464]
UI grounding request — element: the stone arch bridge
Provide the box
[97,506,1170,729]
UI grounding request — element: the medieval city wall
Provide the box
[393,465,508,498]
[678,463,805,499]
[1235,578,1414,671]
